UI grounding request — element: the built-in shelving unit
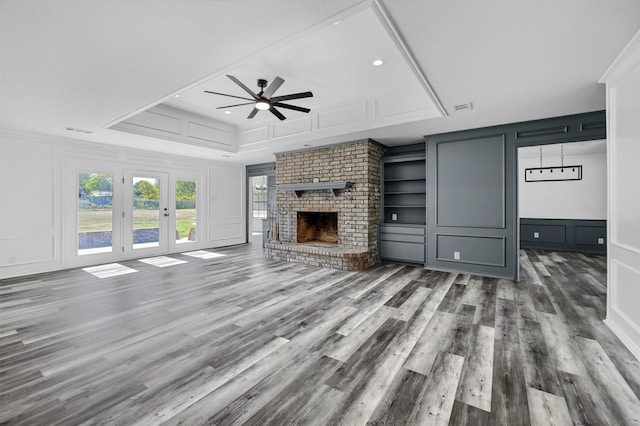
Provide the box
[379,152,426,265]
[382,155,426,225]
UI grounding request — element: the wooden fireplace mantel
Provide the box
[276,182,353,198]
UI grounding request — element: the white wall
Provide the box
[0,129,246,279]
[519,148,607,220]
[601,28,640,362]
[0,132,61,276]
[209,165,245,245]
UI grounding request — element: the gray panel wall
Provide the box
[520,218,606,253]
[437,136,505,228]
[425,111,606,280]
[436,234,505,266]
[427,133,513,278]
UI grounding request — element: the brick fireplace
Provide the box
[265,139,385,270]
[297,212,338,245]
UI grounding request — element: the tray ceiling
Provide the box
[1,0,639,164]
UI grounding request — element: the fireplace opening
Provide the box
[297,212,338,246]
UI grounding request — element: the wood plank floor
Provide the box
[2,244,640,425]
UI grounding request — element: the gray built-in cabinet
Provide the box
[378,111,607,279]
[379,149,426,264]
[425,111,606,280]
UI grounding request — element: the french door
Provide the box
[123,170,169,257]
[73,166,200,265]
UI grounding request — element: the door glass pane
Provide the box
[132,176,160,249]
[250,176,268,242]
[78,172,113,255]
[175,180,197,243]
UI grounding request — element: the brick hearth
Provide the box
[265,139,385,270]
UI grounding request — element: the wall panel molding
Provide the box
[425,110,606,280]
[273,116,313,140]
[238,126,269,146]
[515,126,568,139]
[317,102,367,130]
[435,234,505,267]
[600,28,640,362]
[520,218,606,253]
[112,105,236,151]
[0,130,245,279]
[125,109,182,135]
[238,93,440,152]
[435,134,505,229]
[602,28,638,359]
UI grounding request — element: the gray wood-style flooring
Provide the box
[2,244,640,425]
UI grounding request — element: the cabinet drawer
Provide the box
[380,241,425,263]
[380,233,424,244]
[379,225,425,236]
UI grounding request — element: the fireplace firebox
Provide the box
[297,212,338,246]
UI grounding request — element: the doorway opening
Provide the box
[246,163,276,246]
[517,140,607,302]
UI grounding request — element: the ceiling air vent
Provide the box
[453,102,473,113]
[66,127,94,134]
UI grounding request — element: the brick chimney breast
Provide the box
[266,139,386,270]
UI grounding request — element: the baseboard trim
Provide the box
[604,317,640,362]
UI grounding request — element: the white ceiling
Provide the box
[162,5,440,128]
[1,0,639,165]
[518,139,607,159]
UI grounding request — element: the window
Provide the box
[175,180,197,243]
[251,176,268,219]
[78,172,113,255]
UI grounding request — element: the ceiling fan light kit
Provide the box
[255,100,270,110]
[204,75,313,121]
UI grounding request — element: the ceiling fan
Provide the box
[205,75,313,121]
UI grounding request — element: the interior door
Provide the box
[124,170,169,257]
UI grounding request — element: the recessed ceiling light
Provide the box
[174,94,180,98]
[333,20,341,25]
[372,59,384,67]
[224,110,231,114]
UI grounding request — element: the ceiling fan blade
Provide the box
[247,108,259,119]
[227,75,258,99]
[270,91,313,102]
[263,76,285,99]
[270,106,287,121]
[273,102,310,114]
[215,102,255,109]
[204,91,254,101]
